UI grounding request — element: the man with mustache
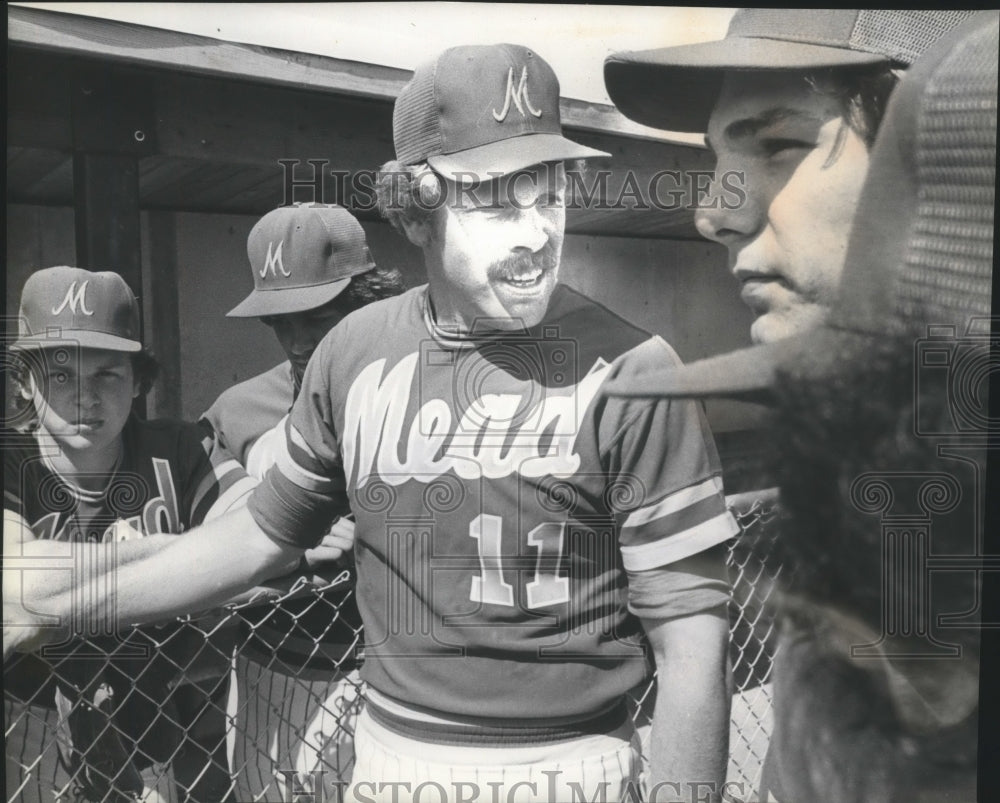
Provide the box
[605,9,977,344]
[6,44,738,802]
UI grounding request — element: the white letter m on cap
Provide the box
[52,281,93,316]
[260,240,291,278]
[493,67,543,122]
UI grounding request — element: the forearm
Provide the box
[9,532,178,600]
[10,506,301,652]
[218,517,355,607]
[642,607,732,802]
[647,656,731,801]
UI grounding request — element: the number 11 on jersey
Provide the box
[469,514,570,609]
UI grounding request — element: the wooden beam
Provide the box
[8,5,703,147]
[70,65,152,291]
[72,152,146,419]
[145,212,183,419]
[70,62,154,415]
[72,155,143,292]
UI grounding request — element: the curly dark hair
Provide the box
[332,266,408,315]
[374,160,434,234]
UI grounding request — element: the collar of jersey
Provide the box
[35,431,124,504]
[421,287,534,351]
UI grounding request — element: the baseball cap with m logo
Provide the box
[393,43,609,181]
[227,203,376,318]
[12,266,142,352]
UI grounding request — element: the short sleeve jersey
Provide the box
[249,284,738,720]
[200,361,362,669]
[201,362,294,478]
[3,416,254,743]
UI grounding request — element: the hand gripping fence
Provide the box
[5,490,782,803]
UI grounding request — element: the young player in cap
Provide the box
[605,9,977,345]
[605,11,983,797]
[7,45,739,802]
[4,267,255,803]
[201,203,404,801]
[605,12,997,800]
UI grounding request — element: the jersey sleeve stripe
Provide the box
[198,476,258,522]
[277,427,337,492]
[621,493,728,546]
[287,421,324,466]
[621,476,723,529]
[189,459,246,515]
[620,511,739,572]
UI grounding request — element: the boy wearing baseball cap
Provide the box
[606,9,977,345]
[606,12,996,801]
[7,45,739,802]
[4,267,255,802]
[201,203,404,801]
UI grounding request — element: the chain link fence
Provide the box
[723,489,782,798]
[5,491,782,803]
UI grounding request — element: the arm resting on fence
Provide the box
[4,509,179,598]
[214,516,355,607]
[3,505,309,659]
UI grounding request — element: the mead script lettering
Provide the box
[342,353,610,486]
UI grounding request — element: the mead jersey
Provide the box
[202,362,294,479]
[249,284,738,720]
[201,361,362,670]
[4,416,254,705]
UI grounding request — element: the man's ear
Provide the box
[19,369,38,402]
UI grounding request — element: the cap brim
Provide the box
[605,38,889,132]
[600,331,859,403]
[428,132,610,182]
[10,331,142,352]
[226,277,353,317]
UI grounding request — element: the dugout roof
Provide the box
[8,4,719,240]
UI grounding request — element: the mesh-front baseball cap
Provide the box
[12,266,142,352]
[228,204,376,317]
[604,11,997,402]
[393,43,609,181]
[605,9,979,133]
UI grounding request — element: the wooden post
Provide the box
[71,64,156,416]
[73,154,142,288]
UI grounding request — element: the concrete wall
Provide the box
[7,204,757,431]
